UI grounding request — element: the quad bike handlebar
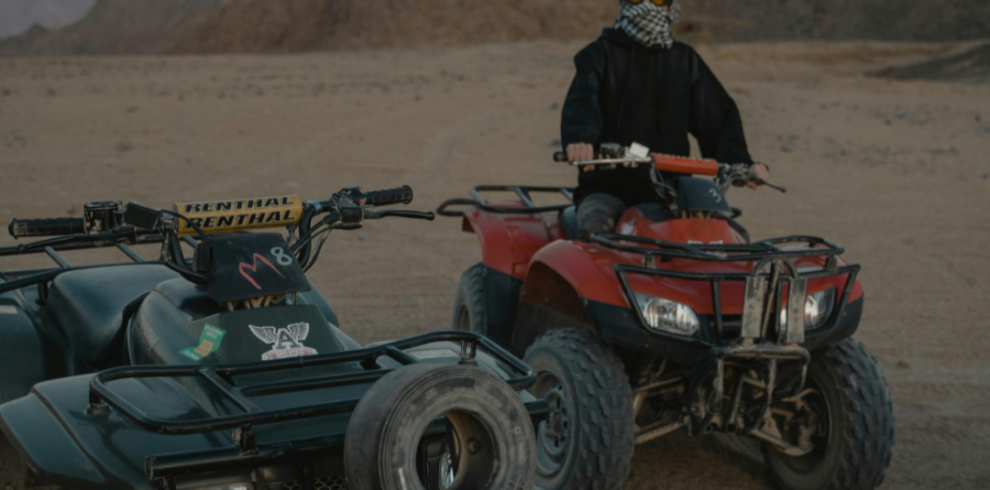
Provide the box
[4,185,435,285]
[354,185,415,207]
[9,217,86,239]
[555,143,786,193]
[7,186,430,240]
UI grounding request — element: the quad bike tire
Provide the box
[523,329,635,490]
[344,363,536,490]
[764,338,894,490]
[452,264,486,336]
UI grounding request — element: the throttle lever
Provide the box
[366,210,436,221]
[757,179,787,193]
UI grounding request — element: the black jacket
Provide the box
[561,28,753,206]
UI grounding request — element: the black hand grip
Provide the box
[554,152,568,162]
[363,185,413,206]
[9,217,85,238]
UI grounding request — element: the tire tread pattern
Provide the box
[526,329,636,490]
[769,338,895,490]
[452,263,486,335]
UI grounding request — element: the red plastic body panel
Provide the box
[529,239,862,314]
[463,202,863,317]
[616,208,747,245]
[460,203,565,280]
[651,153,720,176]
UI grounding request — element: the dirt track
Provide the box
[1,41,988,489]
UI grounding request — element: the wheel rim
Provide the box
[426,409,498,490]
[438,451,455,489]
[532,369,572,478]
[773,379,833,474]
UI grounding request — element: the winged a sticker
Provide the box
[249,322,318,361]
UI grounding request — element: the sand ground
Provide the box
[1,41,988,489]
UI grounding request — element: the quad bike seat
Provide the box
[47,265,180,367]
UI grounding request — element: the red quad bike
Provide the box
[437,143,894,490]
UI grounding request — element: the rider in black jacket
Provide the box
[562,0,768,237]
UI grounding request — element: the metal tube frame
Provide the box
[0,231,167,294]
[436,185,575,217]
[603,233,860,350]
[598,232,859,439]
[90,332,536,442]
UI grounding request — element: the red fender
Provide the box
[523,240,745,315]
[465,205,863,318]
[460,204,566,280]
[522,233,863,318]
[524,241,631,311]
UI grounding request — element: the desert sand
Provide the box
[0,40,988,489]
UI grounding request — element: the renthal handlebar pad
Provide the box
[554,152,568,162]
[8,217,85,238]
[364,186,413,206]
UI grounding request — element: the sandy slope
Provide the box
[0,41,988,488]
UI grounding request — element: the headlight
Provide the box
[780,288,836,331]
[632,292,700,336]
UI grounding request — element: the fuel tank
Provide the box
[130,278,350,366]
[616,209,747,246]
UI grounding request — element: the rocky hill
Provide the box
[2,0,988,56]
[170,0,619,53]
[0,0,227,56]
[0,0,96,40]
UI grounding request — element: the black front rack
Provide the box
[437,185,575,217]
[90,331,535,439]
[592,233,861,436]
[592,233,860,348]
[591,234,846,264]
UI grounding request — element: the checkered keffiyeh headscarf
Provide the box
[614,0,681,49]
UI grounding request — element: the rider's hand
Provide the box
[567,143,596,172]
[747,163,770,190]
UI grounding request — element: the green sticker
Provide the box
[180,323,226,361]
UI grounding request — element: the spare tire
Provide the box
[344,363,536,490]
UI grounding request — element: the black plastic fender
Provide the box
[0,300,50,405]
[0,392,109,488]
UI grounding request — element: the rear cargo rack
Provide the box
[90,331,546,482]
[437,185,575,217]
[591,233,860,348]
[91,332,535,440]
[0,231,199,295]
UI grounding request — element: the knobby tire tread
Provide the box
[527,328,636,490]
[769,338,894,490]
[453,263,487,336]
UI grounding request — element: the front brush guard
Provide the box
[595,234,859,442]
[600,234,860,349]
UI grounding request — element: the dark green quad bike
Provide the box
[0,185,544,490]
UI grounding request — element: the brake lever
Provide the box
[366,210,436,221]
[757,179,787,193]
